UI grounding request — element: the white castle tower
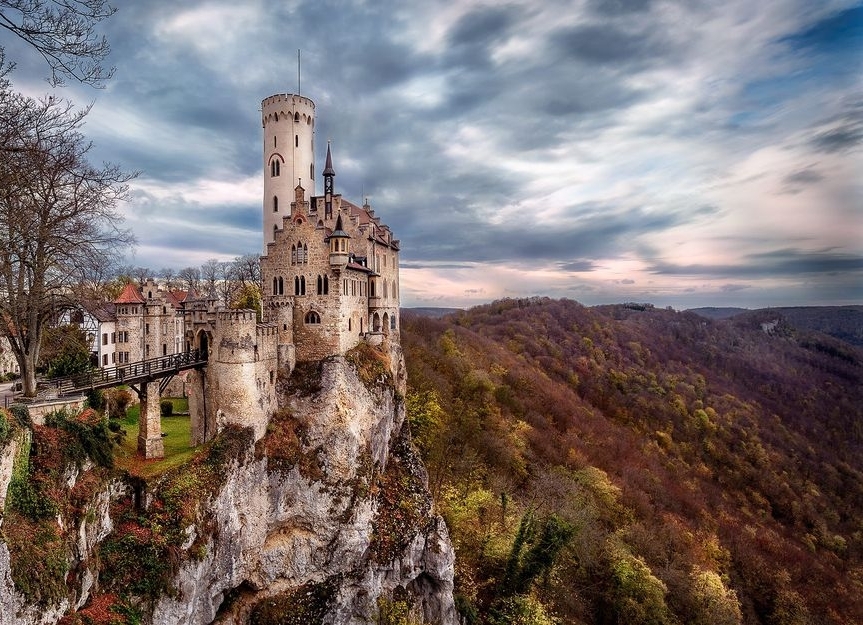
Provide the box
[261,94,316,249]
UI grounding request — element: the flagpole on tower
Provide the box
[297,49,301,95]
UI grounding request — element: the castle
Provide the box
[79,93,401,458]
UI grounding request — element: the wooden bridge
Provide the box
[45,348,208,397]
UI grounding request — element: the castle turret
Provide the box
[323,141,335,220]
[262,93,315,250]
[329,214,350,267]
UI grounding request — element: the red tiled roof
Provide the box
[115,283,145,304]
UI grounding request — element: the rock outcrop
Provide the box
[0,344,457,624]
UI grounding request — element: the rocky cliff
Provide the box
[0,343,457,624]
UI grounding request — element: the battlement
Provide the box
[262,94,315,127]
[256,323,278,339]
[217,310,258,324]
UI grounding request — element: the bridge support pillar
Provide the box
[137,381,164,459]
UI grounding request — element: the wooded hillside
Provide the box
[402,298,863,625]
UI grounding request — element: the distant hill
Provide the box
[402,297,862,625]
[690,305,863,347]
[688,306,749,319]
[402,306,462,318]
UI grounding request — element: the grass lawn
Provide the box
[114,398,198,479]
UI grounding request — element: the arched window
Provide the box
[317,275,323,294]
[271,159,280,177]
[383,313,389,335]
[273,277,278,294]
[273,195,279,212]
[294,112,300,122]
[323,275,329,294]
[291,244,297,265]
[274,112,279,122]
[303,243,308,264]
[278,276,284,295]
[305,311,320,324]
[373,313,381,332]
[300,275,306,295]
[294,276,300,295]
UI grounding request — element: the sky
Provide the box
[4,0,862,310]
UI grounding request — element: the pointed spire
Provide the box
[323,141,335,177]
[330,213,349,238]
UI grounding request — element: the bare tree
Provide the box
[216,261,235,309]
[232,253,261,287]
[131,266,151,286]
[159,267,177,290]
[200,258,221,298]
[0,0,116,87]
[178,266,201,293]
[0,88,134,396]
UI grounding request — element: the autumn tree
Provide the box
[0,85,134,395]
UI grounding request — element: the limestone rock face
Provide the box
[0,345,457,625]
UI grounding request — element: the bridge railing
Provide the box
[49,349,207,395]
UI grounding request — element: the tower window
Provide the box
[271,159,280,177]
[294,112,300,122]
[295,134,299,147]
[274,136,277,148]
[305,311,320,324]
[273,195,279,212]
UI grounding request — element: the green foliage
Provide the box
[2,511,68,604]
[487,595,560,625]
[502,513,574,597]
[86,387,106,411]
[105,388,134,420]
[5,430,56,520]
[160,399,174,417]
[346,342,393,390]
[689,567,743,625]
[607,542,672,625]
[9,402,32,428]
[376,596,423,625]
[45,407,115,468]
[0,408,10,444]
[248,577,339,625]
[40,324,92,378]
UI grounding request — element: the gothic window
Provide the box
[273,277,278,294]
[303,243,308,264]
[301,275,306,294]
[273,196,279,212]
[278,276,284,295]
[294,112,300,122]
[294,276,300,295]
[305,311,320,324]
[323,275,329,294]
[291,244,297,265]
[271,159,280,177]
[317,275,323,295]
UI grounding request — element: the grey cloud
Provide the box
[560,260,599,272]
[588,0,655,16]
[809,101,863,153]
[550,23,671,66]
[649,249,863,278]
